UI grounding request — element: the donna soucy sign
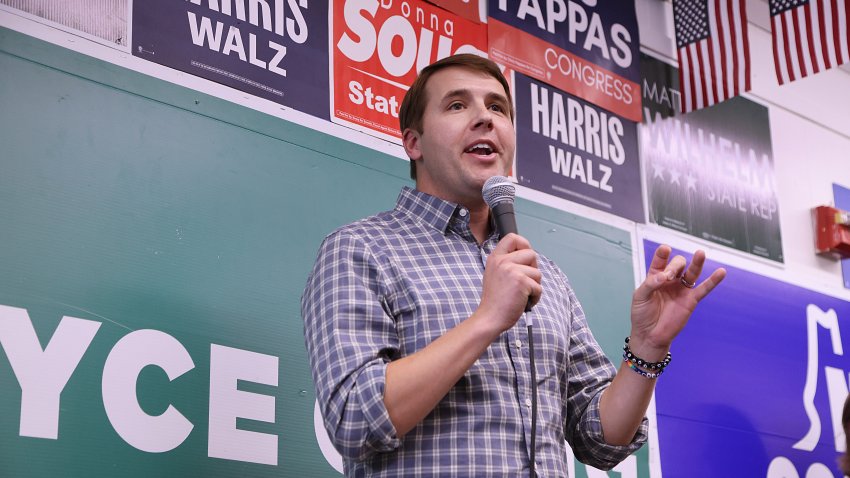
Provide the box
[488,0,641,122]
[645,240,850,478]
[514,72,643,222]
[330,0,487,142]
[426,0,486,23]
[132,0,329,120]
[641,54,783,262]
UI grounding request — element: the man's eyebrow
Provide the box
[440,89,509,104]
[441,89,473,101]
[488,92,510,104]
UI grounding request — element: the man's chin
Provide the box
[476,168,510,184]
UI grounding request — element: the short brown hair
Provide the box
[399,54,514,180]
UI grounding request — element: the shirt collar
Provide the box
[395,187,467,236]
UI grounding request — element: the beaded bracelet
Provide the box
[624,354,663,379]
[623,337,672,371]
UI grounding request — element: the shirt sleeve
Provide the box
[561,278,648,470]
[302,230,402,462]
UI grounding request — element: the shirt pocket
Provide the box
[389,256,483,356]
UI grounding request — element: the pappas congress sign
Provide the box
[488,0,641,121]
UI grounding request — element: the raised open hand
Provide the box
[628,245,726,357]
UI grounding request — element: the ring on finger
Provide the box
[680,276,696,289]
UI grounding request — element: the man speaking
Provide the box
[302,54,725,477]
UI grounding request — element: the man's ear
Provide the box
[402,128,422,161]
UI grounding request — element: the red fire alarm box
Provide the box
[814,206,850,259]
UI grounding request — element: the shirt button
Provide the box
[458,208,468,217]
[515,339,522,348]
[525,398,533,408]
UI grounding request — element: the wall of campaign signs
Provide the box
[127,0,785,258]
[2,0,849,477]
[129,0,654,224]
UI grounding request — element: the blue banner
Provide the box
[133,0,329,120]
[515,72,643,222]
[645,240,850,478]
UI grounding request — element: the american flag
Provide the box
[770,0,850,84]
[673,0,751,113]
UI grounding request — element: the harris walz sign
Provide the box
[132,0,330,120]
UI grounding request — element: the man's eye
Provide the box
[489,104,505,113]
[449,102,464,110]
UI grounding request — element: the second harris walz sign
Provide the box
[641,54,783,262]
[330,0,487,142]
[488,0,641,122]
[514,72,643,222]
[132,0,329,120]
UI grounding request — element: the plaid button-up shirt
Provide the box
[302,187,647,477]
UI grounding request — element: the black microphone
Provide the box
[482,176,517,239]
[482,176,532,313]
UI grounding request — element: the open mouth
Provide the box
[464,143,495,155]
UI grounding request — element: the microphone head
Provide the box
[482,176,516,208]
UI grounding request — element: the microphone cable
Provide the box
[527,317,538,478]
[482,176,538,476]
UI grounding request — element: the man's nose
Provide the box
[472,105,494,129]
